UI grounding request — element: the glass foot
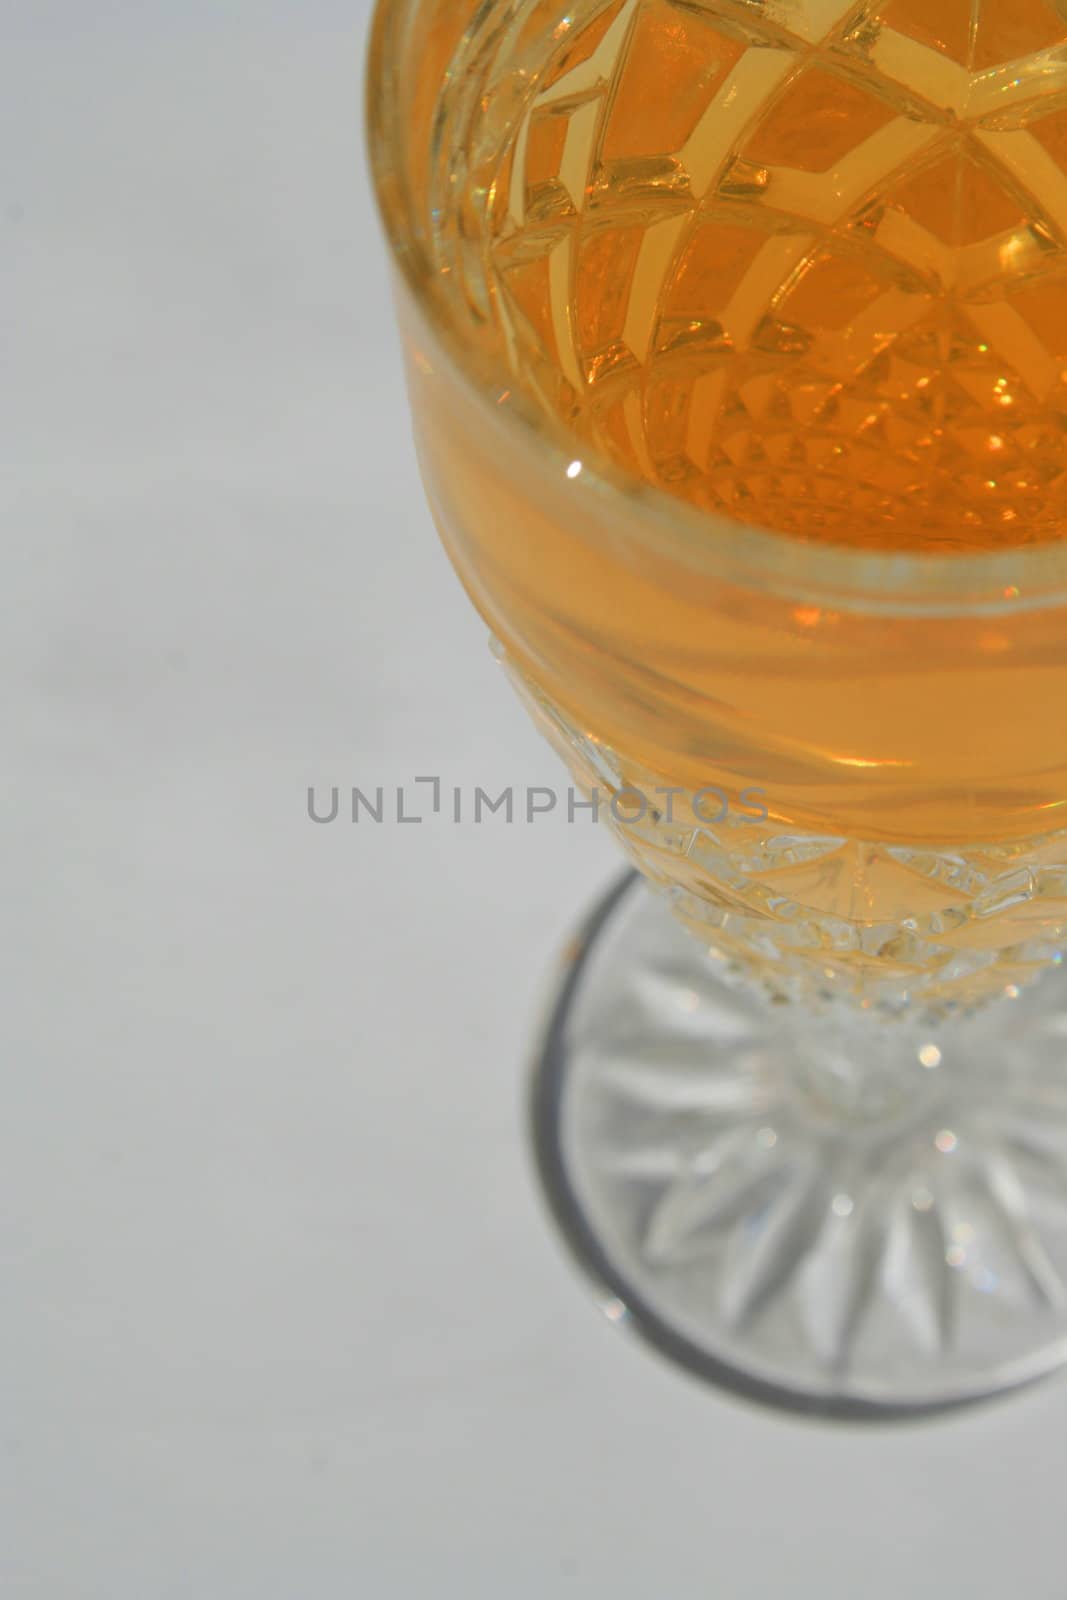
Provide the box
[531,875,1067,1418]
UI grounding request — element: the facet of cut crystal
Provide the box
[532,873,1067,1413]
[507,658,1067,1015]
[433,0,1067,548]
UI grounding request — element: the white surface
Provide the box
[4,6,1067,1597]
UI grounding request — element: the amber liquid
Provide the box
[432,0,1067,551]
[397,0,1067,851]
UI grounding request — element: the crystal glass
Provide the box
[368,0,1067,1416]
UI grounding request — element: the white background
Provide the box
[4,4,1067,1595]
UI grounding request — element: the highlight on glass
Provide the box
[368,0,1067,1416]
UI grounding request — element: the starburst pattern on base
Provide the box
[535,875,1067,1411]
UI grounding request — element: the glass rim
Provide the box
[365,0,1067,615]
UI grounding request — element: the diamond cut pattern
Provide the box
[508,660,1067,1015]
[436,0,1067,546]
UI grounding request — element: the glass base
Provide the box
[531,875,1067,1418]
